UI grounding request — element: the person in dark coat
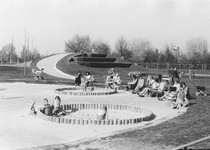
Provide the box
[75,71,82,86]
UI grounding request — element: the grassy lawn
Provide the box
[65,78,210,150]
[56,54,170,85]
[49,54,210,149]
[1,54,210,149]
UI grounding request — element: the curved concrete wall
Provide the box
[54,87,117,96]
[37,103,155,125]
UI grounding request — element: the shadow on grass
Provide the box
[183,148,210,150]
[189,96,197,100]
[189,102,197,106]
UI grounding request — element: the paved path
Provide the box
[37,53,75,80]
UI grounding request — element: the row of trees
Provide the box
[2,34,207,65]
[65,34,210,65]
[0,43,41,65]
[65,34,111,54]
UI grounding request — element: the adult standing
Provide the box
[75,71,82,86]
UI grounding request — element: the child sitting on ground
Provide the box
[96,105,108,121]
[173,82,190,109]
[52,96,61,115]
[41,98,52,116]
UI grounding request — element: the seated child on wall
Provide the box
[112,73,122,91]
[52,96,61,115]
[96,105,108,121]
[41,98,52,116]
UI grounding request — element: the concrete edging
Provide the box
[54,87,117,96]
[37,103,155,125]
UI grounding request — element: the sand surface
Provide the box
[0,82,184,150]
[63,109,146,120]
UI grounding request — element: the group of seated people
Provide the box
[105,68,122,91]
[75,71,95,91]
[30,94,109,120]
[75,69,122,92]
[126,72,145,94]
[127,73,190,109]
[40,96,67,116]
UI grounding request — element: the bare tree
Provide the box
[0,43,18,64]
[114,36,131,60]
[163,43,176,63]
[130,38,154,63]
[92,39,111,54]
[20,46,41,62]
[65,34,92,53]
[186,37,209,63]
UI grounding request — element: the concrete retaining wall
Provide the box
[37,103,155,125]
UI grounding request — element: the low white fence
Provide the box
[137,63,208,71]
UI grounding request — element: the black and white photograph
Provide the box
[0,0,210,150]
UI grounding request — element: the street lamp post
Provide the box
[24,29,27,77]
[173,46,180,64]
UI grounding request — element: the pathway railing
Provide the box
[171,135,210,150]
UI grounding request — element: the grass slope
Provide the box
[65,78,210,150]
[1,54,210,149]
[55,54,210,149]
[56,53,169,84]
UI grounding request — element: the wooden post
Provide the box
[24,29,27,77]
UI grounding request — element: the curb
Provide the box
[54,87,117,96]
[37,103,155,125]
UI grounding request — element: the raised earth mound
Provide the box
[68,53,132,68]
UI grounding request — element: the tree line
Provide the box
[65,34,210,66]
[0,43,41,65]
[1,34,208,66]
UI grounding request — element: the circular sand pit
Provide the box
[63,109,146,120]
[54,86,117,96]
[37,103,155,125]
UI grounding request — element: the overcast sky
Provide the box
[0,0,210,55]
